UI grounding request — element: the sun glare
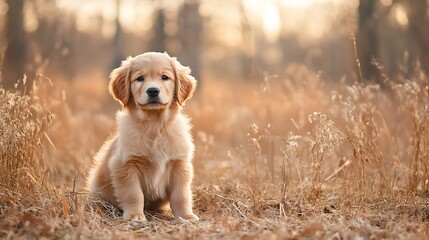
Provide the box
[263,3,281,42]
[393,4,408,27]
[282,0,344,8]
[54,0,347,43]
[282,0,313,7]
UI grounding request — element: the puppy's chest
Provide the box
[122,131,180,161]
[128,155,174,200]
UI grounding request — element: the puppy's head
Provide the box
[109,52,197,110]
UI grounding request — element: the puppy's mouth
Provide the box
[146,100,163,105]
[138,100,168,109]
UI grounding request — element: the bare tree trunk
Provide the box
[150,8,166,52]
[2,0,27,89]
[238,0,254,78]
[357,0,379,82]
[112,0,123,69]
[178,1,203,82]
[407,0,429,76]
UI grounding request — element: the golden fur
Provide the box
[87,52,198,222]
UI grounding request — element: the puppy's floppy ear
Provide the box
[173,57,197,106]
[109,57,132,108]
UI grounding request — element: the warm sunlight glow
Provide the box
[282,0,313,7]
[57,0,154,37]
[263,3,281,42]
[393,5,408,27]
[243,0,351,44]
[55,0,351,43]
[23,1,38,32]
[282,0,343,8]
[380,0,393,7]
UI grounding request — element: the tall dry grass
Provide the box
[0,76,52,202]
[1,64,428,239]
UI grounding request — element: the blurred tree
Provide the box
[357,0,379,82]
[31,1,59,71]
[238,0,254,78]
[59,16,77,80]
[178,1,203,81]
[112,0,124,69]
[2,0,27,89]
[30,0,80,80]
[150,7,166,52]
[407,0,429,75]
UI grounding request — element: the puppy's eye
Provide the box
[136,76,144,82]
[161,75,169,80]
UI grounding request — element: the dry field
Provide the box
[1,64,429,239]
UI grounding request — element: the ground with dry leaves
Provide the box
[1,67,429,239]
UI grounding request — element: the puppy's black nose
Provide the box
[146,87,160,97]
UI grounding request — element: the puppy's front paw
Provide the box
[123,210,147,222]
[175,213,199,222]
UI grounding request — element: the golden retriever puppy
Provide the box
[87,52,198,222]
